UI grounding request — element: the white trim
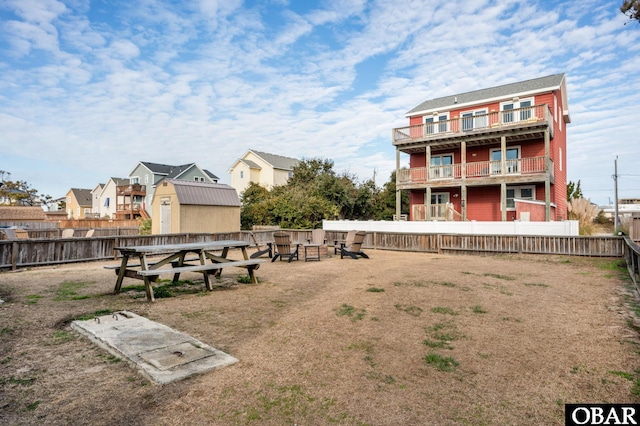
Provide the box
[505,185,535,210]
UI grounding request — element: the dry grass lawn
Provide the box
[1,249,640,425]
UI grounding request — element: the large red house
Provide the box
[393,74,570,222]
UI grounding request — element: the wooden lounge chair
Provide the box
[85,229,95,238]
[272,231,300,263]
[61,229,75,238]
[339,231,369,260]
[334,230,356,255]
[249,232,273,259]
[17,229,29,239]
[307,229,326,245]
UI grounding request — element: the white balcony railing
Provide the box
[398,156,549,185]
[393,104,552,145]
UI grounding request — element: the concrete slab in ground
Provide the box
[71,311,238,385]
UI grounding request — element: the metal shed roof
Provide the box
[166,179,240,207]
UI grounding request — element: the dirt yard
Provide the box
[1,249,639,425]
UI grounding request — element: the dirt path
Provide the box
[1,250,639,425]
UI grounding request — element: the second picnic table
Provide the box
[109,240,265,302]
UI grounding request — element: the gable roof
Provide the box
[165,179,240,207]
[406,73,567,117]
[249,150,300,171]
[135,162,219,183]
[69,188,92,206]
[203,169,219,181]
[239,159,261,169]
[110,177,129,186]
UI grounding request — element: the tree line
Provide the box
[240,158,408,229]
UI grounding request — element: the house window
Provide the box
[104,197,110,207]
[132,177,139,184]
[461,109,488,131]
[490,147,520,174]
[240,171,244,179]
[506,186,535,209]
[194,176,204,182]
[145,174,149,184]
[501,98,533,123]
[559,148,563,172]
[288,172,293,178]
[430,153,454,179]
[425,113,449,134]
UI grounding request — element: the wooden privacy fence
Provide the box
[624,236,640,294]
[0,230,627,271]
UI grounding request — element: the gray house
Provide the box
[126,162,220,218]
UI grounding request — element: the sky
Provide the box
[1,0,639,207]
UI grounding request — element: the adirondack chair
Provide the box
[334,230,356,255]
[61,229,75,238]
[307,229,326,245]
[272,231,300,263]
[249,232,273,259]
[339,230,369,260]
[85,229,95,238]
[17,229,29,239]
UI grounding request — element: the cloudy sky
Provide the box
[1,0,639,206]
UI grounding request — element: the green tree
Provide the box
[375,170,409,220]
[567,180,583,200]
[621,0,640,22]
[0,171,48,206]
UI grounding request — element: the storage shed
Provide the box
[150,179,240,234]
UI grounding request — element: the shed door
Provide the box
[160,199,171,234]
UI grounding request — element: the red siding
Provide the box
[405,86,568,222]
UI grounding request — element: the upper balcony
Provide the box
[393,104,553,153]
[397,156,554,189]
[116,183,146,197]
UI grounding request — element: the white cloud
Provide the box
[1,0,640,205]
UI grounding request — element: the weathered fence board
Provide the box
[0,230,627,271]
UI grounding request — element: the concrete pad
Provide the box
[71,311,238,385]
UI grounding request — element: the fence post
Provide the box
[518,235,523,254]
[11,241,18,271]
[437,234,442,254]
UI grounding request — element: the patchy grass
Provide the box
[523,282,549,288]
[49,330,76,345]
[431,306,458,316]
[394,304,423,317]
[335,304,366,321]
[483,273,516,281]
[424,353,459,372]
[366,287,385,293]
[472,305,488,314]
[54,281,93,301]
[25,294,43,304]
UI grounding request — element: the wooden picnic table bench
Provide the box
[109,240,264,302]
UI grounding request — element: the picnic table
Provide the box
[108,240,265,302]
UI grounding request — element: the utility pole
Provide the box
[614,156,619,230]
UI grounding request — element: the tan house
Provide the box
[151,179,240,234]
[228,149,300,194]
[65,188,92,219]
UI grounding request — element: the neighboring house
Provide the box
[392,73,570,222]
[150,179,240,234]
[123,162,220,219]
[90,183,104,218]
[65,188,93,219]
[98,177,129,219]
[228,149,300,194]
